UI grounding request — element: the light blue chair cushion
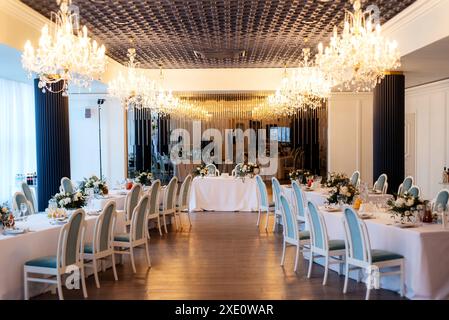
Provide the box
[307,202,324,249]
[299,231,310,240]
[292,181,306,218]
[280,195,296,239]
[25,256,57,268]
[402,178,413,193]
[329,240,346,251]
[408,187,419,198]
[344,208,364,261]
[371,250,403,263]
[435,190,449,209]
[84,243,94,254]
[256,176,269,208]
[65,212,83,266]
[114,234,130,242]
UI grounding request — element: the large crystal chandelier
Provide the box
[316,0,401,92]
[108,48,156,109]
[22,0,107,95]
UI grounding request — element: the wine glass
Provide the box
[20,203,28,221]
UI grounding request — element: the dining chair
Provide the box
[306,201,346,286]
[159,158,170,183]
[292,180,307,226]
[24,209,88,300]
[147,179,163,236]
[21,182,37,213]
[279,195,310,272]
[433,189,449,211]
[408,186,420,198]
[231,163,243,177]
[113,195,151,273]
[373,174,388,194]
[255,175,275,227]
[117,183,142,232]
[206,163,220,176]
[398,176,414,196]
[160,176,179,233]
[12,191,35,215]
[270,177,284,232]
[60,177,74,194]
[176,174,193,228]
[342,207,405,300]
[83,201,118,288]
[350,171,361,188]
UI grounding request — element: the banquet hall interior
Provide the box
[1,0,449,302]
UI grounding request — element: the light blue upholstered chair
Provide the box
[433,189,449,211]
[176,174,193,228]
[306,201,346,286]
[279,195,310,272]
[398,176,414,196]
[24,209,88,300]
[206,163,220,176]
[292,180,307,225]
[117,183,142,232]
[373,174,388,194]
[350,171,361,188]
[408,186,420,198]
[255,175,275,228]
[21,182,36,213]
[270,177,284,232]
[83,201,118,288]
[342,207,405,300]
[113,195,151,273]
[13,191,35,215]
[147,179,163,236]
[60,177,74,194]
[160,176,179,233]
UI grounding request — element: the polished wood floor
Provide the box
[35,212,403,300]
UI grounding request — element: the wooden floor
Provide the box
[35,212,403,300]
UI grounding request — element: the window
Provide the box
[270,127,291,143]
[0,78,36,203]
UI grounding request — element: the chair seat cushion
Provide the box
[114,234,130,242]
[299,231,310,240]
[371,249,403,263]
[25,256,57,268]
[84,243,94,254]
[329,240,346,251]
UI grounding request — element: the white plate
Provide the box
[321,206,342,213]
[4,228,26,235]
[394,223,420,229]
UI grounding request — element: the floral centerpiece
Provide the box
[387,192,424,223]
[192,164,209,178]
[134,171,153,186]
[327,182,359,205]
[52,191,87,210]
[1,203,15,229]
[289,169,312,184]
[79,175,108,195]
[323,172,349,188]
[236,162,260,178]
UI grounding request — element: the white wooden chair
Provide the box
[13,191,35,215]
[206,163,220,176]
[83,201,118,288]
[21,182,37,213]
[231,163,243,177]
[270,177,284,232]
[373,174,388,194]
[113,195,151,273]
[350,171,361,189]
[60,177,75,194]
[397,176,414,196]
[147,179,163,236]
[291,180,307,226]
[176,174,193,228]
[24,209,88,300]
[117,183,142,232]
[342,207,405,300]
[255,175,275,227]
[160,177,179,233]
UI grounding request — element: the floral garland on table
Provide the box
[236,162,260,178]
[323,172,349,188]
[192,164,209,178]
[327,182,359,205]
[289,169,312,184]
[79,175,108,195]
[134,171,153,186]
[52,191,87,210]
[1,203,15,229]
[387,192,424,223]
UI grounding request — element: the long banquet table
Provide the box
[189,176,259,212]
[281,185,449,300]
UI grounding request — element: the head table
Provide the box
[189,176,259,212]
[281,185,449,300]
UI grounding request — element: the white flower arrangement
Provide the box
[134,171,153,186]
[79,175,108,195]
[52,191,86,209]
[193,164,209,177]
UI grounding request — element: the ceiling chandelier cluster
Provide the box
[316,0,401,92]
[22,0,107,95]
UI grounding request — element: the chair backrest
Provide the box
[292,180,306,220]
[350,171,360,188]
[373,174,388,193]
[271,177,282,212]
[164,176,179,210]
[21,182,36,213]
[61,177,74,194]
[13,192,34,215]
[126,183,142,222]
[408,186,420,198]
[434,189,449,210]
[206,163,219,176]
[255,175,269,208]
[280,194,298,241]
[402,176,414,194]
[306,201,329,250]
[131,195,150,241]
[232,163,243,177]
[342,207,372,264]
[93,201,116,253]
[148,179,161,216]
[57,209,86,269]
[178,174,193,207]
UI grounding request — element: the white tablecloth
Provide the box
[0,212,125,300]
[281,185,328,207]
[189,176,259,212]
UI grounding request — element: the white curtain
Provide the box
[0,78,36,204]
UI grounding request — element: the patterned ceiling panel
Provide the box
[21,0,416,69]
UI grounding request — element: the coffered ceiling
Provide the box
[21,0,416,69]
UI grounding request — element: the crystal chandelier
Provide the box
[22,0,107,95]
[108,48,156,109]
[316,0,401,92]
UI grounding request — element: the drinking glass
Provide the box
[20,203,28,221]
